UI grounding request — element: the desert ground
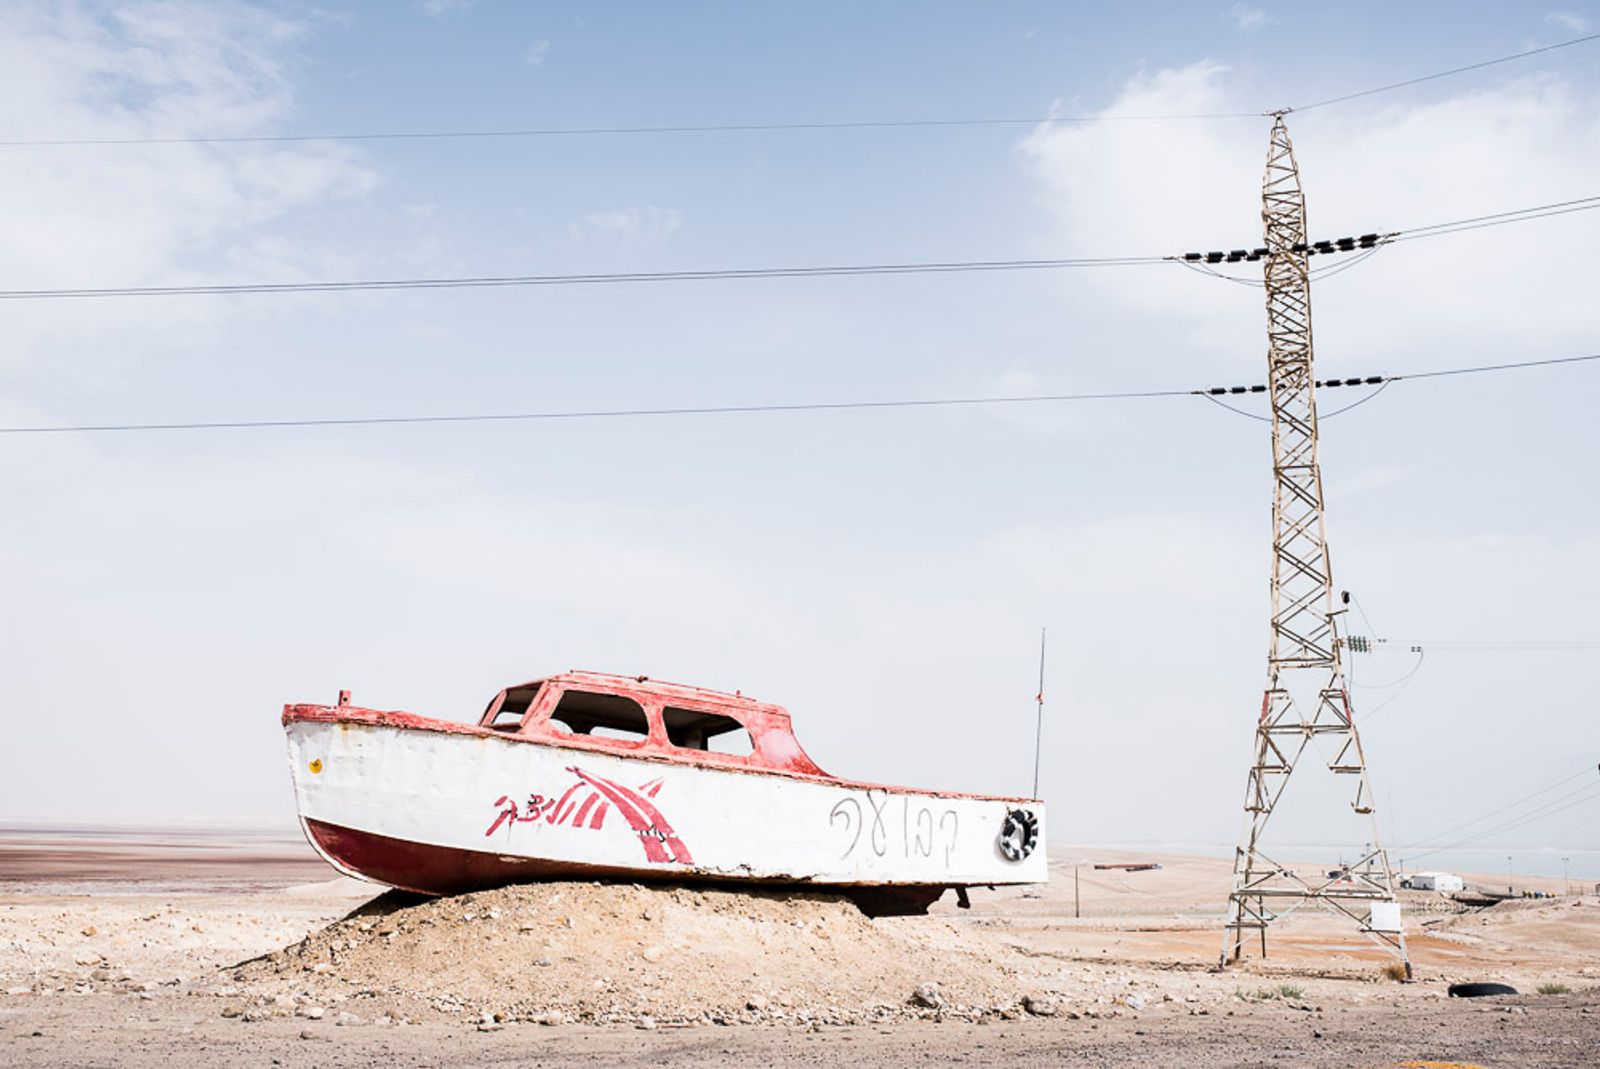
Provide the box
[2,830,1596,1067]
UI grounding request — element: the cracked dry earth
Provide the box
[3,837,1598,1066]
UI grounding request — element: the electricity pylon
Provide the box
[1220,114,1409,976]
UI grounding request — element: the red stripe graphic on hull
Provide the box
[483,766,693,866]
[566,767,694,866]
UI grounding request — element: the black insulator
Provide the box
[1208,387,1227,395]
[1205,251,1224,264]
[1322,379,1342,387]
[1344,377,1361,386]
[1253,247,1268,258]
[1365,375,1383,384]
[1184,252,1203,261]
[1228,249,1250,261]
[1290,242,1308,253]
[1358,233,1380,246]
[1250,384,1266,393]
[1229,386,1247,394]
[1313,240,1335,253]
[1336,237,1356,251]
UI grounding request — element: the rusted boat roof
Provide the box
[283,669,1038,803]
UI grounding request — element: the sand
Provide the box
[1,831,1597,1067]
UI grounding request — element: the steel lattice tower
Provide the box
[1220,114,1410,975]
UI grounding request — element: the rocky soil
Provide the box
[5,839,1599,1065]
[229,881,1066,1028]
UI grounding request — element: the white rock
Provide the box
[1022,994,1060,1017]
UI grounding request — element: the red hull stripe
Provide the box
[565,768,671,863]
[547,781,585,824]
[568,767,694,865]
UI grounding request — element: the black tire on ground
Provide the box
[1447,982,1519,998]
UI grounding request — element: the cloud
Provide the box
[570,205,684,246]
[417,0,473,16]
[0,3,376,381]
[1545,10,1592,32]
[1017,64,1600,373]
[1227,4,1268,31]
[524,39,550,66]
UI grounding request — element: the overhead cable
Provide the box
[0,254,1166,301]
[1174,194,1600,284]
[1288,32,1600,113]
[1404,779,1600,862]
[3,32,1596,148]
[0,194,1592,303]
[2,351,1595,437]
[0,112,1261,148]
[1399,764,1600,854]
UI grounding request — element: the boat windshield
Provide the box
[662,706,754,756]
[484,683,541,732]
[547,689,651,741]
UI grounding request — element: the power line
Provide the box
[1375,640,1600,651]
[1396,351,1600,381]
[1289,32,1600,112]
[1176,195,1600,284]
[1404,778,1600,862]
[2,351,1595,437]
[1387,196,1600,244]
[1399,764,1599,855]
[1409,787,1600,861]
[4,32,1595,149]
[0,386,1193,435]
[0,194,1592,302]
[0,254,1167,301]
[0,112,1262,149]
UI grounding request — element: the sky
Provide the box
[1,2,1597,881]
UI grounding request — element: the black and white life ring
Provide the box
[998,808,1038,861]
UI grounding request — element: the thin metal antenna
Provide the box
[1220,113,1409,977]
[1032,628,1046,799]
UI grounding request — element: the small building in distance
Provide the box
[1405,871,1465,892]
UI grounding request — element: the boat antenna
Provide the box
[1032,627,1046,799]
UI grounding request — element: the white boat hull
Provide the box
[286,718,1047,902]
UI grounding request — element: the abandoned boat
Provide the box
[282,671,1046,912]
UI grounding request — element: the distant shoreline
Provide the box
[1,826,1591,889]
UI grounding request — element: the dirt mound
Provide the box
[232,881,1046,1026]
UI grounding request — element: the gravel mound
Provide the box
[232,881,1043,1026]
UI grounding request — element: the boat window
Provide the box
[662,706,754,757]
[546,690,650,742]
[485,684,541,732]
